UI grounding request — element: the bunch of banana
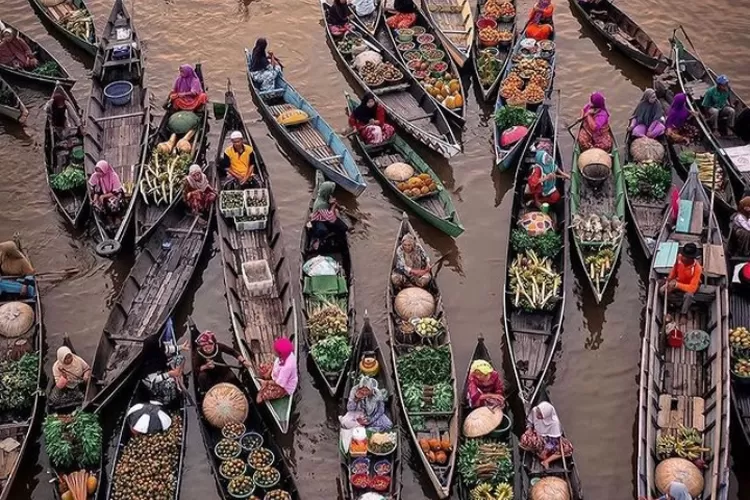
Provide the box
[678,425,702,446]
[695,152,724,187]
[656,427,708,460]
[656,434,677,459]
[494,482,513,500]
[470,483,495,500]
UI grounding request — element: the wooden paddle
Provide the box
[675,25,715,85]
[429,249,456,277]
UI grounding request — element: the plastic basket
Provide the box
[221,190,245,218]
[244,188,270,216]
[242,260,273,297]
[235,217,267,232]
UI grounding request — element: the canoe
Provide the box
[350,0,383,35]
[321,9,461,158]
[345,93,464,237]
[83,0,149,256]
[383,4,466,125]
[82,169,214,412]
[421,0,475,68]
[456,335,522,500]
[188,318,302,500]
[503,105,567,407]
[471,0,517,102]
[245,50,366,197]
[134,63,208,246]
[44,82,88,227]
[568,0,668,73]
[494,24,556,170]
[27,0,96,56]
[570,122,625,303]
[0,275,42,500]
[636,163,730,500]
[104,320,188,500]
[387,213,458,499]
[0,75,28,123]
[338,313,402,500]
[0,21,75,86]
[214,85,298,434]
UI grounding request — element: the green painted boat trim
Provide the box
[28,0,97,56]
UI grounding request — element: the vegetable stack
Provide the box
[0,352,39,412]
[43,411,102,470]
[458,439,513,499]
[508,250,561,311]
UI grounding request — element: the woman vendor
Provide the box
[349,92,395,145]
[169,64,207,111]
[248,38,283,92]
[257,338,297,403]
[327,0,353,36]
[629,88,665,139]
[194,330,251,391]
[520,401,573,469]
[89,160,125,227]
[50,346,90,405]
[525,0,554,41]
[141,333,187,404]
[386,0,417,29]
[639,481,691,500]
[0,28,37,69]
[525,150,568,208]
[665,93,699,144]
[182,164,216,216]
[730,196,750,256]
[308,181,349,251]
[391,234,431,288]
[339,375,392,431]
[44,88,81,133]
[0,241,34,277]
[467,360,505,409]
[577,92,612,151]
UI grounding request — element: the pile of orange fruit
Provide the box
[422,78,464,109]
[397,173,438,198]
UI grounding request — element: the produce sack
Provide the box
[577,147,611,171]
[630,136,665,163]
[354,50,383,70]
[500,126,528,147]
[394,287,435,319]
[277,109,309,126]
[202,383,248,428]
[384,162,415,182]
[655,458,704,497]
[167,111,200,135]
[462,406,502,438]
[0,301,34,338]
[303,255,340,276]
[518,211,554,236]
[530,476,570,500]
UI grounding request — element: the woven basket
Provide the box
[0,302,34,338]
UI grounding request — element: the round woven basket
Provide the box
[0,301,34,338]
[581,163,611,186]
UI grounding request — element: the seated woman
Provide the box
[386,0,417,29]
[49,346,90,406]
[467,360,505,409]
[629,88,665,139]
[169,64,207,111]
[577,92,612,151]
[349,92,395,145]
[89,160,125,227]
[308,181,349,251]
[730,196,750,256]
[520,401,573,469]
[0,241,34,277]
[257,338,297,403]
[182,164,216,216]
[351,0,376,17]
[525,0,554,41]
[194,331,251,392]
[327,0,353,36]
[639,481,691,500]
[391,234,431,288]
[665,93,700,145]
[339,376,392,431]
[140,332,187,404]
[44,88,81,134]
[248,38,283,92]
[0,28,37,70]
[525,150,568,208]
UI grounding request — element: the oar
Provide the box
[552,89,561,168]
[676,25,715,85]
[430,249,456,277]
[565,115,585,139]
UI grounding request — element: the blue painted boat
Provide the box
[245,50,367,196]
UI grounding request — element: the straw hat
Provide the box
[462,406,503,438]
[0,301,34,338]
[655,458,704,497]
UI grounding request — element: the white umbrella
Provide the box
[126,401,172,434]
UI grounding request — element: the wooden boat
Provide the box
[188,318,301,500]
[0,75,28,123]
[134,63,208,246]
[383,4,466,125]
[321,8,461,158]
[338,313,402,500]
[345,93,464,237]
[471,0,517,102]
[636,163,730,500]
[82,169,214,412]
[570,123,624,303]
[0,21,75,86]
[568,0,668,73]
[0,275,42,500]
[503,105,567,407]
[83,0,149,255]
[245,50,366,197]
[421,0,475,68]
[387,213,458,499]
[27,0,96,55]
[350,0,383,35]
[457,336,522,500]
[214,85,298,434]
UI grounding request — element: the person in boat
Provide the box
[0,28,37,70]
[730,196,750,256]
[194,330,252,392]
[182,164,216,216]
[664,93,700,145]
[525,0,554,41]
[629,88,665,139]
[220,131,258,188]
[89,160,125,227]
[701,75,735,136]
[385,0,417,29]
[391,233,431,288]
[44,88,81,135]
[141,332,188,404]
[169,64,207,111]
[349,92,395,145]
[127,401,172,436]
[248,38,283,93]
[577,91,612,151]
[308,181,349,251]
[639,481,691,500]
[328,0,353,36]
[659,243,702,314]
[520,401,574,469]
[351,0,376,18]
[0,241,34,277]
[50,346,90,405]
[339,375,392,431]
[257,337,297,403]
[525,150,569,208]
[467,360,505,409]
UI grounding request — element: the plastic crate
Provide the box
[244,189,270,216]
[234,216,267,232]
[220,190,245,218]
[242,259,273,297]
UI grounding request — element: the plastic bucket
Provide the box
[476,17,498,30]
[104,81,134,107]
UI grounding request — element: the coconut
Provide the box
[530,476,570,500]
[202,383,248,428]
[384,162,415,182]
[462,406,503,438]
[577,147,611,171]
[394,287,435,319]
[655,457,704,497]
[0,301,34,338]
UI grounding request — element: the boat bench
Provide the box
[657,394,705,433]
[654,240,725,281]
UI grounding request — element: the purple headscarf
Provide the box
[583,92,609,131]
[173,64,203,94]
[665,93,691,129]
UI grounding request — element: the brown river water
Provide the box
[2,0,750,498]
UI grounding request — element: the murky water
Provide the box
[2,0,750,498]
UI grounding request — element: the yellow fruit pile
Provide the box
[423,78,463,109]
[397,173,438,198]
[730,326,750,350]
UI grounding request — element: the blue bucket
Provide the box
[104,81,134,107]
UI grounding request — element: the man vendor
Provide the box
[659,243,702,314]
[220,131,258,188]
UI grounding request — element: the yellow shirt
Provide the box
[224,144,254,182]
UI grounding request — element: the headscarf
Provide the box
[313,181,336,212]
[186,164,209,191]
[329,0,351,26]
[395,234,429,272]
[196,330,218,358]
[583,92,610,131]
[249,38,269,72]
[53,346,89,385]
[350,375,387,416]
[633,88,663,127]
[668,482,691,500]
[531,0,552,23]
[173,64,203,94]
[274,337,294,361]
[535,150,555,174]
[0,29,32,67]
[394,0,416,13]
[529,401,562,437]
[716,75,729,86]
[740,196,750,214]
[665,93,691,129]
[0,241,34,276]
[470,360,493,376]
[89,160,122,193]
[352,92,378,123]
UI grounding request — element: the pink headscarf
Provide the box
[196,330,217,347]
[173,64,203,94]
[89,160,122,193]
[583,92,610,131]
[274,338,293,361]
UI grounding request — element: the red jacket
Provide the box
[349,104,387,129]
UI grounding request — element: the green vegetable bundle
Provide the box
[403,381,454,413]
[458,439,513,487]
[32,61,61,77]
[50,165,86,192]
[510,228,561,259]
[0,353,39,412]
[310,335,351,373]
[396,345,451,386]
[678,150,696,165]
[43,411,102,469]
[493,106,534,130]
[623,162,671,202]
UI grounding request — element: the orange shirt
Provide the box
[668,256,702,294]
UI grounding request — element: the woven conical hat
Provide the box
[0,301,34,338]
[462,406,503,438]
[202,383,248,428]
[531,477,570,500]
[655,458,704,497]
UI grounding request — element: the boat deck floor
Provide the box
[0,424,28,487]
[372,152,447,218]
[630,199,665,240]
[509,311,554,394]
[577,170,616,215]
[46,1,77,21]
[426,0,470,50]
